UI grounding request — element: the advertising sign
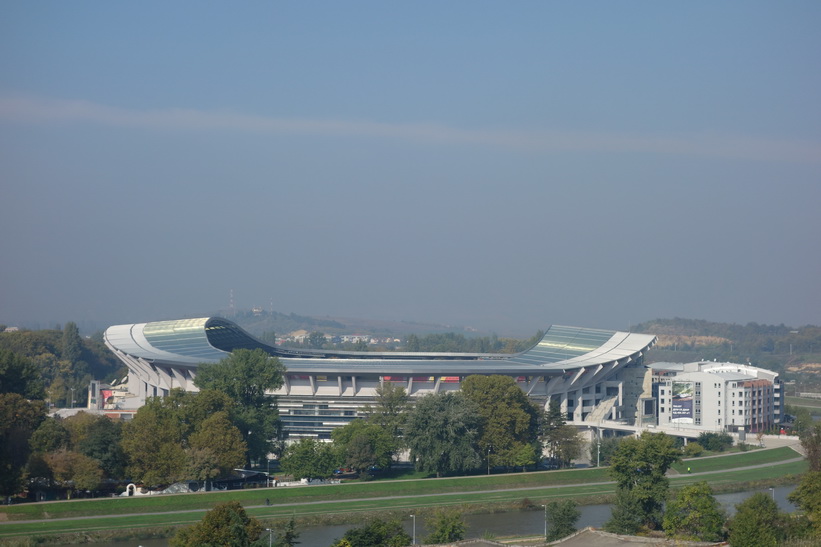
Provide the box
[671,381,694,424]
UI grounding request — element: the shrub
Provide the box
[683,442,704,457]
[698,432,733,452]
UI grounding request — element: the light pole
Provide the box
[541,504,547,539]
[411,514,416,545]
[265,527,273,547]
[769,487,775,501]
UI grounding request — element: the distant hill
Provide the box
[635,318,821,387]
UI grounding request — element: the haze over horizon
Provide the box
[2,3,820,336]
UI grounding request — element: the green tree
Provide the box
[61,322,83,364]
[605,431,681,531]
[405,392,482,477]
[592,436,624,467]
[363,382,409,440]
[798,422,821,472]
[0,393,46,497]
[171,501,262,547]
[541,400,583,468]
[62,411,100,448]
[461,375,540,470]
[331,518,411,547]
[43,449,103,494]
[307,331,326,349]
[29,416,70,453]
[405,334,420,352]
[259,330,277,345]
[604,488,643,535]
[788,471,821,536]
[272,516,300,547]
[549,424,584,468]
[545,499,581,541]
[76,415,126,478]
[194,349,286,467]
[728,492,781,546]
[332,418,395,477]
[0,349,45,399]
[792,407,814,437]
[683,441,704,457]
[123,389,254,486]
[187,411,247,480]
[121,392,189,486]
[697,431,733,452]
[424,508,466,544]
[280,438,339,481]
[662,482,726,542]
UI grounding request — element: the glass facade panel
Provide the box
[508,326,615,365]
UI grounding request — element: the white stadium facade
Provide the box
[103,317,782,439]
[105,317,662,439]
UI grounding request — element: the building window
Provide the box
[660,389,665,395]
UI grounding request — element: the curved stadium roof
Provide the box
[105,317,656,376]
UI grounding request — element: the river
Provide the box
[114,485,797,547]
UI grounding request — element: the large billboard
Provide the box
[671,381,694,424]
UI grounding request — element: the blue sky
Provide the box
[1,2,820,335]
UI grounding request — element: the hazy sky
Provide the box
[1,2,820,336]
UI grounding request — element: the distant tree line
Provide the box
[0,348,284,499]
[0,322,124,408]
[282,329,545,354]
[635,318,821,376]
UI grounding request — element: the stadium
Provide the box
[104,317,658,438]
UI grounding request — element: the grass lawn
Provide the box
[670,445,800,474]
[0,445,808,541]
[0,466,613,521]
[785,396,821,408]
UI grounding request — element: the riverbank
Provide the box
[0,444,807,545]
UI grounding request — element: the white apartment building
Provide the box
[652,361,781,434]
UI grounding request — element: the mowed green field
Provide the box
[0,446,807,541]
[786,396,821,409]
